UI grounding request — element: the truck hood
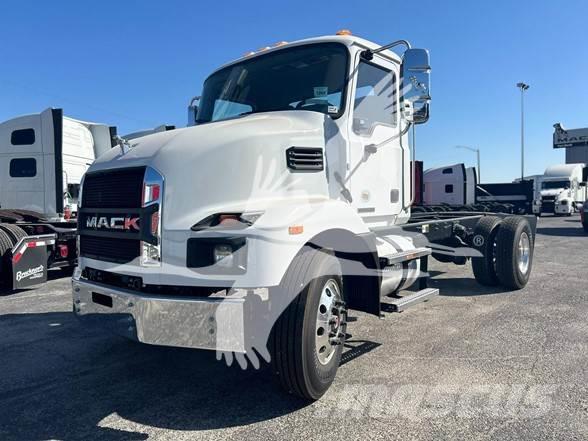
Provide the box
[87,111,332,229]
[540,189,565,197]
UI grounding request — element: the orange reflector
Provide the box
[273,41,288,47]
[288,225,304,235]
[336,29,352,36]
[257,46,271,52]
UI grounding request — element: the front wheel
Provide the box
[270,247,346,400]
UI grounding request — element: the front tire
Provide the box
[495,216,534,290]
[270,247,346,400]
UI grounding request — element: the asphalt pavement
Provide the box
[0,215,586,440]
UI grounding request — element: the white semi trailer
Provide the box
[73,32,537,400]
[532,164,587,216]
[0,108,114,289]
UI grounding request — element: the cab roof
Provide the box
[212,34,404,75]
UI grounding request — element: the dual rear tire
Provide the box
[0,224,27,286]
[471,216,533,290]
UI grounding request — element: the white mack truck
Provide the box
[532,164,587,216]
[73,32,537,400]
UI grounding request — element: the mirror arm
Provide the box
[361,40,412,61]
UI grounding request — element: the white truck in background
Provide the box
[0,108,115,289]
[422,163,476,206]
[73,32,537,400]
[420,163,533,214]
[532,164,587,216]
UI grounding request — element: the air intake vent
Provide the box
[82,167,145,209]
[286,147,324,171]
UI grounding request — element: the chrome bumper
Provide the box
[72,278,245,352]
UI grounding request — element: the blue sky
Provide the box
[1,0,587,182]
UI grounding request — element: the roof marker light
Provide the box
[336,29,352,36]
[273,41,288,47]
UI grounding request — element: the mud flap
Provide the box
[11,234,56,289]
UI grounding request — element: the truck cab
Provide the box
[0,108,114,220]
[532,164,587,216]
[73,32,535,400]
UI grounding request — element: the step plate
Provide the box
[388,288,439,312]
[380,247,432,267]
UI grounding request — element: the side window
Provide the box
[353,62,397,135]
[442,168,453,174]
[11,128,36,145]
[445,184,454,193]
[10,158,37,177]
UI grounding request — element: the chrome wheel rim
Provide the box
[315,279,345,365]
[517,232,531,274]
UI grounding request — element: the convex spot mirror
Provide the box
[401,48,431,124]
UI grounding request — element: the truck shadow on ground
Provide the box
[535,226,586,237]
[426,271,511,297]
[0,310,371,440]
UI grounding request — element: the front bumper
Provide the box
[72,277,246,352]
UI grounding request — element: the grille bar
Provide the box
[80,236,140,263]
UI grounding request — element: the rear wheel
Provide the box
[270,247,346,400]
[471,216,502,286]
[0,224,27,245]
[495,216,534,290]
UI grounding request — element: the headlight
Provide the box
[191,211,264,231]
[140,167,164,267]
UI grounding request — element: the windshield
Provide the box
[196,43,349,124]
[542,180,570,190]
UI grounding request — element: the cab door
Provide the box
[346,55,406,227]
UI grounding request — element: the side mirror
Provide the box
[583,166,588,183]
[580,182,586,187]
[188,96,201,127]
[401,48,431,124]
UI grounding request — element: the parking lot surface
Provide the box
[1,215,586,441]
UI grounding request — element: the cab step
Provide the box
[379,247,431,267]
[387,288,439,312]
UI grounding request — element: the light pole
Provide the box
[516,82,530,181]
[455,145,481,182]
